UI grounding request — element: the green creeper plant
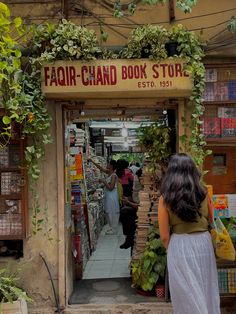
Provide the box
[120,25,168,60]
[169,24,211,166]
[131,226,167,291]
[138,122,170,173]
[0,2,52,235]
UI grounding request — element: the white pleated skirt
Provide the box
[167,231,221,314]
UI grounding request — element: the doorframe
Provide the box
[56,104,67,307]
[58,98,185,304]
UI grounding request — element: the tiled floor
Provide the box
[83,224,131,279]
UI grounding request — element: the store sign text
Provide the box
[42,59,192,97]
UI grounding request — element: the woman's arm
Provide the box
[89,158,108,174]
[101,174,116,191]
[122,197,139,210]
[158,196,170,250]
[207,194,214,222]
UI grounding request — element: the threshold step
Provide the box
[63,303,173,314]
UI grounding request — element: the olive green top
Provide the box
[168,197,209,234]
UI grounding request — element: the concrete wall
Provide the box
[0,104,61,309]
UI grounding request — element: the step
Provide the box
[63,302,173,314]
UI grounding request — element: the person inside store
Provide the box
[158,153,220,314]
[119,166,142,249]
[119,196,138,250]
[116,159,134,197]
[88,158,120,235]
[132,168,143,203]
[129,161,140,175]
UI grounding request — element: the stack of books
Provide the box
[132,164,160,258]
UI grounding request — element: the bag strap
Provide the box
[207,194,214,222]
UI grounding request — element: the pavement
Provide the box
[63,303,173,314]
[28,277,236,314]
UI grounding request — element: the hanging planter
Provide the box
[165,41,179,57]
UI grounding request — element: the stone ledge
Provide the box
[63,302,173,314]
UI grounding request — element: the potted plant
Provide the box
[131,226,167,293]
[0,267,32,314]
[120,25,168,60]
[138,122,170,176]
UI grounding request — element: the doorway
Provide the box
[63,101,177,303]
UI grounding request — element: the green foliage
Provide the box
[138,123,170,171]
[32,19,101,61]
[227,16,236,33]
[0,2,52,235]
[0,1,23,145]
[0,267,32,309]
[131,227,167,291]
[176,0,197,13]
[120,25,168,60]
[169,24,210,166]
[112,153,144,165]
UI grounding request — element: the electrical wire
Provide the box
[40,253,61,314]
[71,1,128,39]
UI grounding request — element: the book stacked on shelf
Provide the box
[132,167,160,259]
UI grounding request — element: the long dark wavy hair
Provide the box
[160,153,207,222]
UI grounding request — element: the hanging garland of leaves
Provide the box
[0,4,208,234]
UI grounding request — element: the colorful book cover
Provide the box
[228,80,236,100]
[213,82,228,101]
[203,82,214,101]
[218,107,236,118]
[212,195,230,218]
[203,117,221,138]
[218,269,228,294]
[221,118,236,137]
[205,68,217,82]
[228,269,236,293]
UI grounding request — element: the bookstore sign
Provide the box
[41,59,193,99]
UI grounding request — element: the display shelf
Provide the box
[220,293,236,297]
[217,259,236,298]
[217,260,236,268]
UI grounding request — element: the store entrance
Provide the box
[64,102,177,303]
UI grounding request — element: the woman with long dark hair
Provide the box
[158,153,220,314]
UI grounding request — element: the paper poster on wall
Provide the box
[212,195,230,218]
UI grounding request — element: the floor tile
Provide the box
[84,224,131,279]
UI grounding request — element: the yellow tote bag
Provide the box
[211,218,236,261]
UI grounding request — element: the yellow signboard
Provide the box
[41,59,193,99]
